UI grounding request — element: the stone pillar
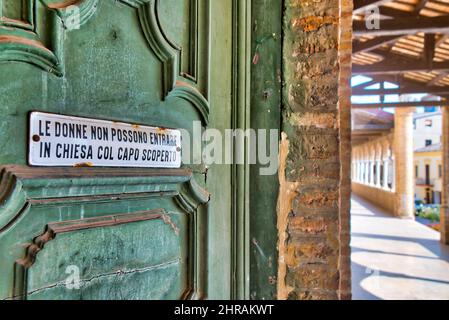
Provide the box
[441,107,449,244]
[383,159,389,190]
[391,156,396,191]
[365,161,369,184]
[394,107,415,218]
[376,160,381,188]
[369,160,375,185]
[361,161,364,183]
[357,161,361,182]
[366,161,370,184]
[360,160,366,184]
[358,161,361,182]
[351,160,357,181]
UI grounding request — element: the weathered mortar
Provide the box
[278,0,352,300]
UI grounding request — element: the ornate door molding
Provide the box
[0,166,209,300]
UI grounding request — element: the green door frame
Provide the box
[248,0,282,300]
[231,0,282,300]
[231,0,252,300]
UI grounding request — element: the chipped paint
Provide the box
[175,80,199,93]
[46,0,83,9]
[0,35,53,53]
[161,213,180,236]
[292,16,338,32]
[73,162,94,168]
[277,132,298,300]
[252,238,268,261]
[157,127,169,133]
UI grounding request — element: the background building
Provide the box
[414,110,442,150]
[414,110,443,204]
[414,143,442,204]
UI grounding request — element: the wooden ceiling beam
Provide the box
[414,0,429,14]
[378,7,416,18]
[428,72,449,86]
[364,74,403,85]
[356,74,426,90]
[353,110,394,124]
[352,131,390,136]
[353,36,402,54]
[352,53,449,97]
[353,124,393,130]
[352,86,449,96]
[426,35,449,85]
[353,59,449,75]
[353,74,449,99]
[436,34,449,48]
[424,33,436,68]
[352,100,448,109]
[353,79,379,88]
[354,15,449,37]
[353,0,394,14]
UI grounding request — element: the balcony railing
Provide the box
[416,178,435,186]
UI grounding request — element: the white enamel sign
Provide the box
[28,112,182,168]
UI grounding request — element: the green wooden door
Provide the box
[0,0,236,300]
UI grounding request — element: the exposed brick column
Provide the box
[338,0,353,300]
[441,107,449,244]
[394,107,415,218]
[278,0,352,300]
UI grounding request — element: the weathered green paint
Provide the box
[230,0,252,300]
[249,0,282,300]
[205,0,234,300]
[0,0,242,300]
[0,166,208,299]
[26,210,186,300]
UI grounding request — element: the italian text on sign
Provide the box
[28,112,182,168]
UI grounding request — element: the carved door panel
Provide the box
[0,0,234,300]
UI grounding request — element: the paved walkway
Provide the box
[351,195,449,300]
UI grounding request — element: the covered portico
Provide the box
[352,0,449,244]
[352,107,416,220]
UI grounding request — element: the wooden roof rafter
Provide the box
[353,15,449,37]
[353,100,448,109]
[352,0,449,109]
[354,0,396,14]
[414,0,430,14]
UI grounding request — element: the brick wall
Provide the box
[277,0,352,300]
